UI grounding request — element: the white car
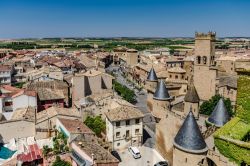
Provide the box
[128,146,141,159]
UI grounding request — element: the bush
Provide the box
[42,145,51,158]
[52,156,71,166]
[84,116,105,136]
[199,94,233,116]
[52,131,69,155]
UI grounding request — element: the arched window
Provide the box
[203,56,207,64]
[211,56,215,65]
[197,56,201,64]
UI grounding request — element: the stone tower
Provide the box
[146,68,158,88]
[184,83,200,119]
[126,49,138,66]
[152,79,172,118]
[173,110,208,166]
[193,32,217,101]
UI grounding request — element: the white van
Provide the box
[128,146,141,159]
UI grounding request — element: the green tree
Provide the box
[199,94,233,116]
[52,156,71,166]
[42,145,51,159]
[53,139,60,154]
[84,116,106,136]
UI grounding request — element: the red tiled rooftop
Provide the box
[17,144,42,163]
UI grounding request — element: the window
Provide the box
[126,130,130,138]
[116,132,120,138]
[169,74,172,78]
[4,102,12,106]
[117,143,120,146]
[203,56,207,64]
[135,129,140,135]
[175,75,178,79]
[116,122,120,127]
[126,120,130,126]
[135,119,140,124]
[197,56,201,64]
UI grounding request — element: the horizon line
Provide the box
[1,36,250,40]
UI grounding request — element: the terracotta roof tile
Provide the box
[58,118,94,134]
[105,106,144,122]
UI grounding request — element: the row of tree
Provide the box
[113,81,136,103]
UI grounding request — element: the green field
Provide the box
[0,38,194,51]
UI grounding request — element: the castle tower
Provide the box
[207,98,230,127]
[173,110,208,166]
[152,79,172,117]
[146,67,158,87]
[184,83,200,119]
[194,32,216,66]
[193,32,217,101]
[126,49,138,66]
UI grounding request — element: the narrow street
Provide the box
[107,65,156,134]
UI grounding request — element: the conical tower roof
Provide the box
[174,110,208,153]
[208,98,230,127]
[184,84,200,103]
[153,79,171,101]
[147,68,158,82]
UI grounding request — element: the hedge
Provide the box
[236,75,250,123]
[214,139,250,165]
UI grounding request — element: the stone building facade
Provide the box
[193,32,217,101]
[105,106,143,150]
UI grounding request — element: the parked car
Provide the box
[111,150,122,162]
[128,146,141,159]
[154,161,169,166]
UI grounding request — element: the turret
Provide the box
[146,67,158,89]
[207,98,230,127]
[151,80,172,118]
[184,83,200,119]
[173,110,208,166]
[153,79,171,101]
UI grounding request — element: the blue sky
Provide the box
[0,0,249,38]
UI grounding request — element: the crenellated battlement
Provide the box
[195,31,216,40]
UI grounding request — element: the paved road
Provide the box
[118,146,165,166]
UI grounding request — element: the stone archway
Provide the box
[199,157,217,166]
[207,158,217,166]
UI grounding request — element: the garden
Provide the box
[214,74,250,165]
